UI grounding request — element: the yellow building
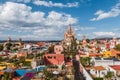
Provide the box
[25,59,32,62]
[103,51,111,58]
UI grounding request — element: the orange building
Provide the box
[111,49,120,57]
[16,52,27,58]
[89,53,103,57]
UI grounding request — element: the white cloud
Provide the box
[90,2,120,21]
[74,27,95,31]
[77,34,82,37]
[113,28,120,31]
[45,11,77,27]
[93,32,116,37]
[12,0,31,3]
[0,2,78,40]
[33,0,79,8]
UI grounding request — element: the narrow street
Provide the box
[73,59,85,80]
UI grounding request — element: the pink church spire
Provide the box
[67,24,72,34]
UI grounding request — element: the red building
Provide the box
[37,42,45,47]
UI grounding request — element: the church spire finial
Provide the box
[67,24,72,34]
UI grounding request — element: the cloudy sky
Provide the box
[0,0,120,40]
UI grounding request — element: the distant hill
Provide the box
[0,40,62,43]
[92,37,120,40]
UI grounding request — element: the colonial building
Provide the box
[3,37,24,51]
[3,37,12,50]
[62,24,76,48]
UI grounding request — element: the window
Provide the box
[56,48,58,50]
[96,71,97,74]
[102,72,105,75]
[48,56,52,59]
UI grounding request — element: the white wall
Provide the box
[90,69,107,78]
[94,60,113,67]
[108,67,117,76]
[114,61,120,65]
[82,65,93,80]
[91,58,120,67]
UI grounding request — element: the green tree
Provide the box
[104,72,114,80]
[27,54,34,59]
[36,52,44,59]
[80,57,91,67]
[18,56,25,63]
[0,55,3,63]
[115,44,120,51]
[93,78,103,80]
[86,39,90,43]
[43,68,54,80]
[48,45,55,53]
[3,72,10,80]
[23,61,31,67]
[0,44,3,51]
[63,76,70,80]
[70,39,78,58]
[63,39,78,59]
[6,43,12,50]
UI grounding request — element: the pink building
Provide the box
[44,54,64,65]
[54,45,63,54]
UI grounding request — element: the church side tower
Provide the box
[18,38,23,46]
[82,35,87,44]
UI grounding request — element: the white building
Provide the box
[90,66,107,78]
[91,57,120,67]
[109,65,120,76]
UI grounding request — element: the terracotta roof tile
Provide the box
[111,49,120,56]
[92,66,106,70]
[89,53,103,57]
[109,65,120,70]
